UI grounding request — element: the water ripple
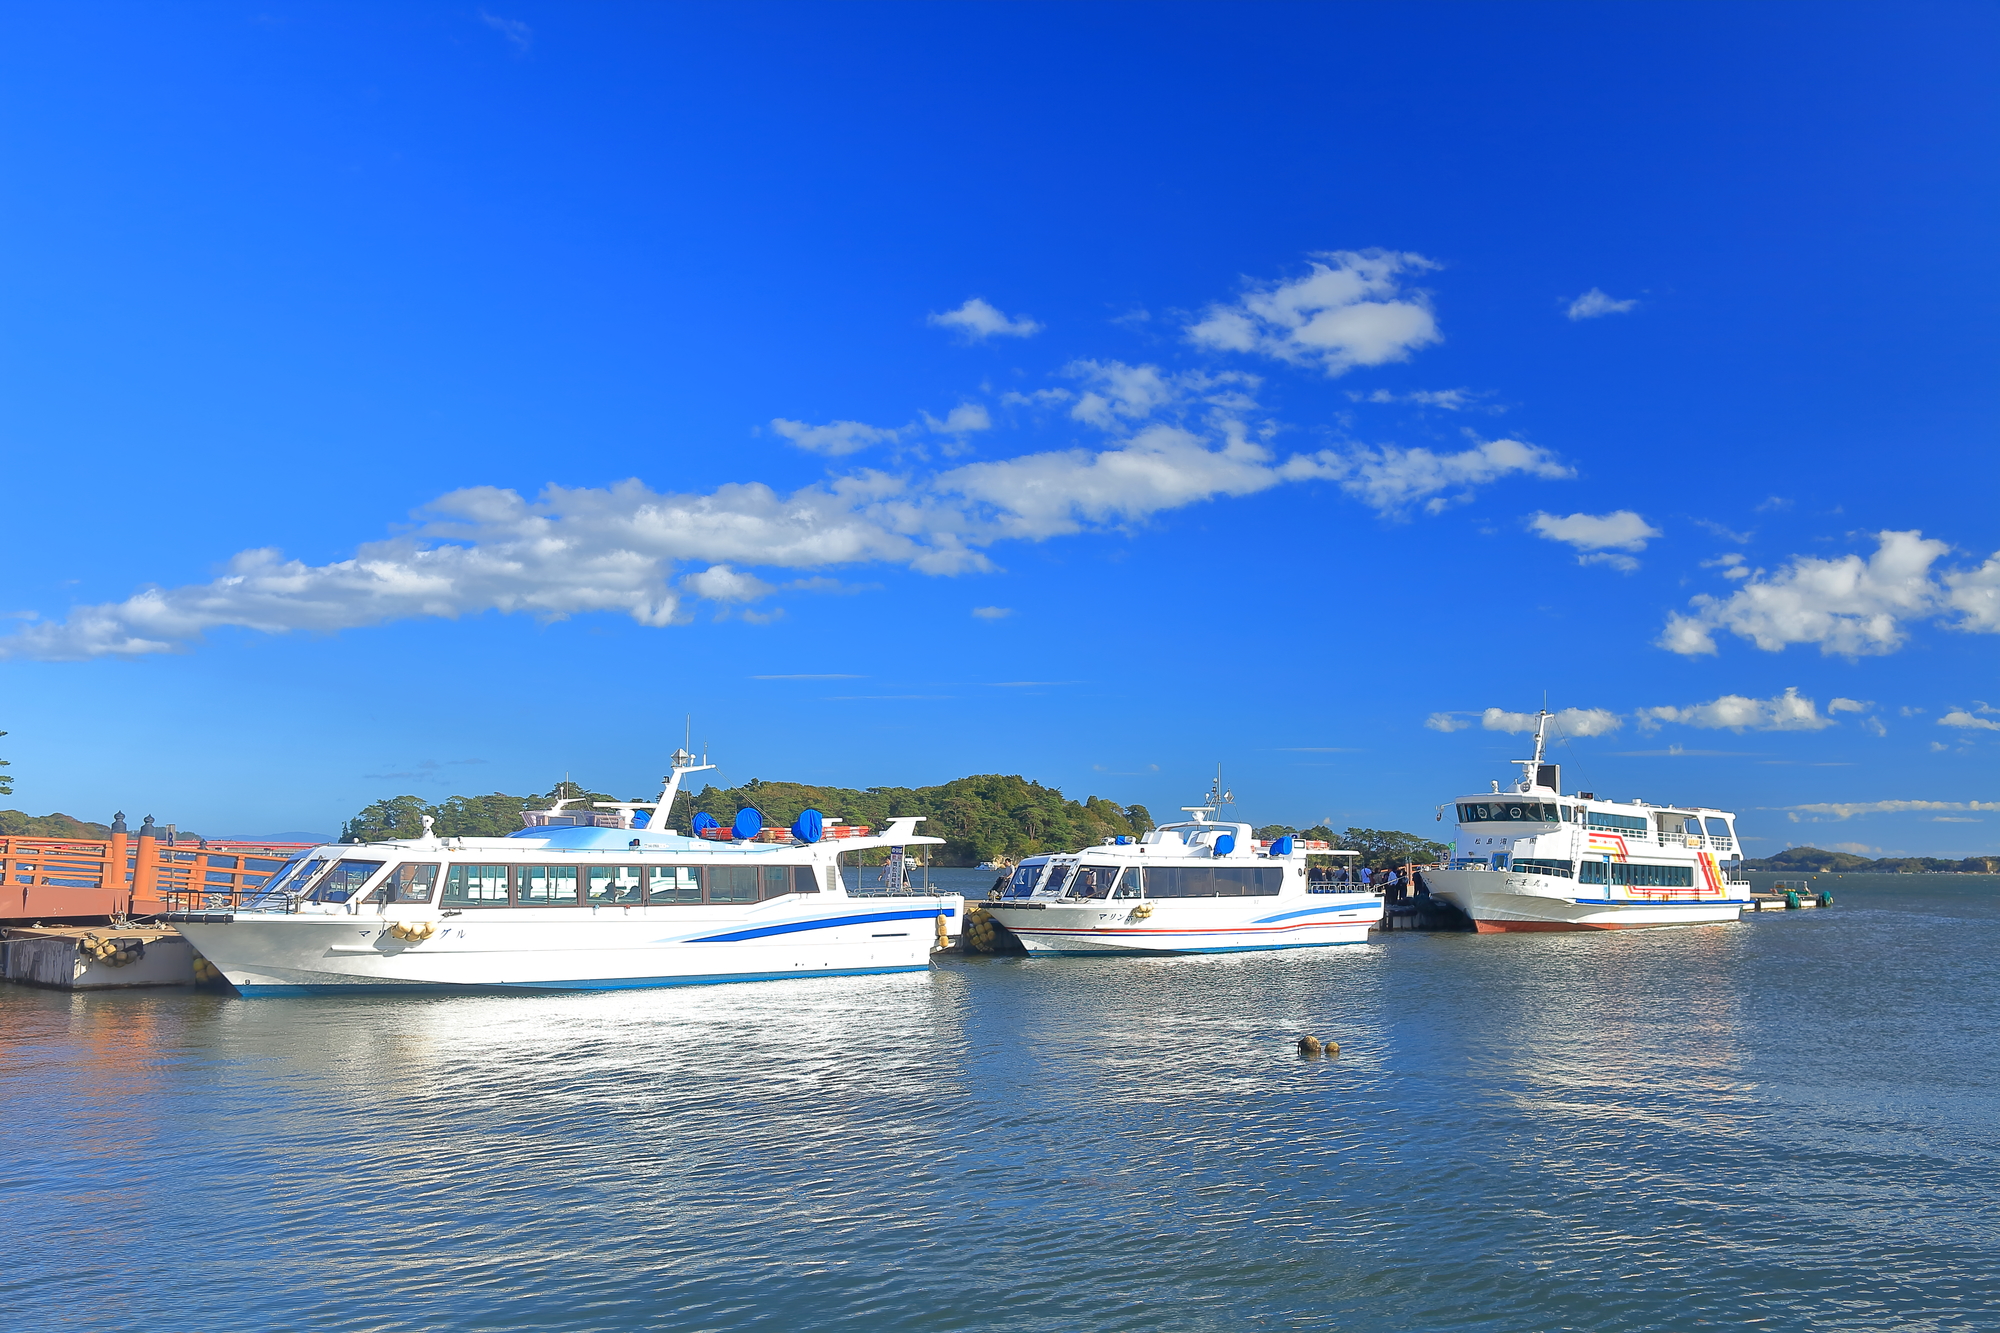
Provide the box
[2,877,1997,1330]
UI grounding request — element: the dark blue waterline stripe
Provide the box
[684,906,953,944]
[231,964,928,996]
[1026,940,1370,956]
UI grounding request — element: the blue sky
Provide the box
[2,2,1996,854]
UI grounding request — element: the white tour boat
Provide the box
[1421,712,1752,932]
[170,750,961,994]
[979,775,1379,954]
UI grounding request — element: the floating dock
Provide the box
[0,925,210,990]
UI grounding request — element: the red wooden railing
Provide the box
[0,830,318,924]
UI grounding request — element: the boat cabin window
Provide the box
[1038,863,1075,897]
[1704,818,1731,839]
[1111,868,1142,899]
[760,866,804,899]
[1457,802,1561,824]
[706,866,760,904]
[646,866,703,905]
[1069,865,1120,898]
[309,860,386,903]
[1584,811,1649,834]
[1143,866,1285,898]
[1007,863,1045,898]
[518,866,581,906]
[1578,861,1694,888]
[443,864,511,907]
[368,863,439,904]
[587,866,645,904]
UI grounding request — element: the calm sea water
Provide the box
[4,871,1996,1332]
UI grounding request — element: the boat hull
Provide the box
[1422,869,1744,932]
[986,894,1380,955]
[172,897,961,993]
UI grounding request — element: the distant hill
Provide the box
[1744,846,2000,874]
[0,809,113,839]
[339,775,1448,869]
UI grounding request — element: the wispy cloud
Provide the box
[1566,287,1638,320]
[479,10,532,52]
[1187,249,1441,375]
[770,418,903,456]
[928,298,1042,341]
[1780,799,2000,821]
[971,606,1012,620]
[1347,388,1488,412]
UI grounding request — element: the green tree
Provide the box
[0,730,11,796]
[1338,826,1453,870]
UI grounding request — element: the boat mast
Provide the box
[1513,711,1552,793]
[1182,765,1233,824]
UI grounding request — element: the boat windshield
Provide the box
[1458,802,1561,824]
[1069,865,1119,898]
[245,854,323,905]
[307,860,387,903]
[1006,862,1046,898]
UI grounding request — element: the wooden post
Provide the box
[108,812,129,916]
[132,815,158,915]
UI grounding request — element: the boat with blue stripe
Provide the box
[170,748,960,993]
[980,771,1380,955]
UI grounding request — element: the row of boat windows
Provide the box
[1490,856,1695,888]
[281,859,819,907]
[1457,803,1729,838]
[1011,863,1291,899]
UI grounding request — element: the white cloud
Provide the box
[680,565,773,603]
[771,418,903,456]
[1187,249,1441,376]
[1425,712,1471,732]
[1283,436,1573,515]
[1943,551,2000,630]
[1659,530,1954,657]
[1782,799,2000,821]
[1827,697,1870,714]
[1529,510,1661,572]
[1530,510,1660,553]
[1635,687,1835,733]
[1482,707,1622,737]
[971,606,1012,620]
[928,298,1042,341]
[1566,288,1639,320]
[1063,360,1259,430]
[923,403,992,436]
[1939,710,2000,732]
[1701,552,1752,580]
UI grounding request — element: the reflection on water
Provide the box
[2,878,1997,1331]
